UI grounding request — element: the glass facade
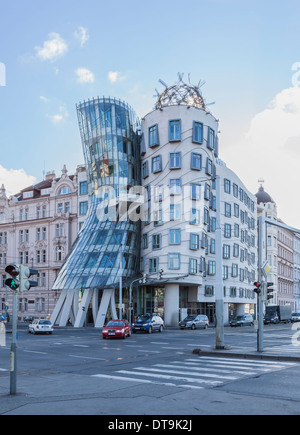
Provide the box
[53,98,141,291]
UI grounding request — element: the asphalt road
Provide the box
[0,323,300,415]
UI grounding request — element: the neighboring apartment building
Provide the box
[294,234,300,311]
[277,219,294,309]
[0,165,86,320]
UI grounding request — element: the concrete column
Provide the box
[164,284,180,327]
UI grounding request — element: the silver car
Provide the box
[180,315,209,330]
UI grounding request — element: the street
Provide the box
[0,324,300,415]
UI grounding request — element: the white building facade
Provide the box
[0,166,84,321]
[138,81,257,326]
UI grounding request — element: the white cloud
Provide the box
[222,86,300,227]
[76,67,95,84]
[40,96,49,103]
[75,26,89,47]
[0,166,36,197]
[35,33,68,62]
[48,106,69,124]
[108,71,122,83]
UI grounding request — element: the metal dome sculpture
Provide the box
[154,73,208,111]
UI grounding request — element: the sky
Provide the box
[1,0,300,226]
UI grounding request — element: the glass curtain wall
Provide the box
[53,98,141,291]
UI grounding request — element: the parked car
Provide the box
[180,315,209,330]
[292,313,300,323]
[28,319,54,335]
[132,315,164,334]
[230,314,254,327]
[24,316,35,323]
[102,320,131,339]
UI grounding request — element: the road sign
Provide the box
[4,305,9,311]
[262,261,271,279]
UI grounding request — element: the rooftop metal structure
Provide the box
[154,73,210,111]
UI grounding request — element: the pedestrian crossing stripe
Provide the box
[92,357,297,389]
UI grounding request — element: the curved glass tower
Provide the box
[52,98,141,325]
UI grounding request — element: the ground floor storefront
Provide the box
[50,285,256,328]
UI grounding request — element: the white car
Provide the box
[29,319,54,335]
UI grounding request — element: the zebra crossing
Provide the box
[92,356,297,390]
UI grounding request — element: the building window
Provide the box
[224,179,231,194]
[152,234,161,250]
[191,153,202,171]
[207,128,215,150]
[149,258,159,273]
[169,229,181,245]
[152,155,162,173]
[169,179,181,195]
[191,183,201,201]
[79,201,88,215]
[80,181,88,195]
[205,286,214,297]
[208,260,216,275]
[149,124,159,148]
[169,119,181,142]
[59,186,71,196]
[223,244,230,259]
[56,246,64,261]
[190,209,200,225]
[169,152,181,169]
[205,158,213,176]
[142,234,148,249]
[170,204,181,221]
[142,161,149,179]
[168,253,180,270]
[190,234,200,250]
[193,121,203,144]
[225,202,231,217]
[189,258,198,274]
[224,223,232,238]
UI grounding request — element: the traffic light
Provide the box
[266,282,274,301]
[253,282,261,295]
[5,264,20,292]
[5,264,38,293]
[19,266,38,292]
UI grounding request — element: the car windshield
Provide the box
[293,313,300,316]
[136,317,151,323]
[107,321,124,327]
[39,320,51,325]
[236,316,243,321]
[184,316,196,321]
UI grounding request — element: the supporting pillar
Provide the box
[95,289,116,328]
[164,284,179,327]
[50,289,68,326]
[74,289,93,328]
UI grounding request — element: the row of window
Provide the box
[144,254,255,282]
[142,154,215,179]
[224,179,255,213]
[147,120,216,151]
[18,224,67,243]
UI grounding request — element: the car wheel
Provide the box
[148,326,152,334]
[159,325,163,333]
[191,324,196,330]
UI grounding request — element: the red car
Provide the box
[102,320,131,339]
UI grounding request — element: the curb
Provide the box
[192,348,300,363]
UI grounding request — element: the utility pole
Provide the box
[215,175,225,349]
[257,215,265,352]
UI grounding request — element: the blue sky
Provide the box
[1,0,300,225]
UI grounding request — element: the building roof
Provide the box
[255,185,275,205]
